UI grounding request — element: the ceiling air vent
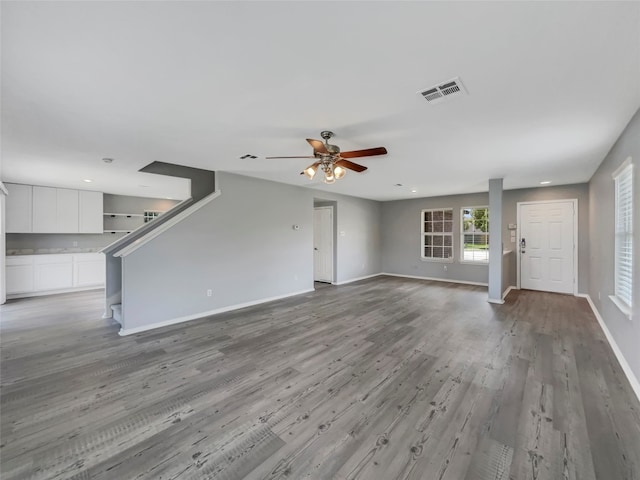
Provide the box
[418,77,467,104]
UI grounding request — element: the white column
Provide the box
[488,178,504,303]
[0,181,8,304]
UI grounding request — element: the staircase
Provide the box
[101,162,217,330]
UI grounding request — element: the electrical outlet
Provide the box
[72,241,78,247]
[443,265,448,271]
[206,289,212,297]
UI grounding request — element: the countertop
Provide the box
[6,248,103,256]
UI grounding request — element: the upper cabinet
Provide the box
[79,190,103,233]
[33,186,61,233]
[57,188,80,233]
[5,183,33,233]
[6,183,103,234]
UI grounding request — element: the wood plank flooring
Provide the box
[1,276,639,479]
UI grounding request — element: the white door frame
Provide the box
[313,206,334,283]
[516,198,578,295]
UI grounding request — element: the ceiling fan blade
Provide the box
[335,159,367,173]
[306,138,328,154]
[339,147,387,159]
[265,156,316,159]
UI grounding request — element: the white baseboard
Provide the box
[381,272,488,287]
[502,285,517,300]
[487,298,504,304]
[118,288,315,336]
[332,273,382,286]
[7,285,104,300]
[577,293,640,403]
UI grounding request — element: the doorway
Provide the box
[313,206,334,283]
[517,199,577,294]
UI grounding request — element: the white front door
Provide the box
[313,207,333,283]
[519,200,576,294]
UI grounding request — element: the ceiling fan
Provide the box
[266,131,388,184]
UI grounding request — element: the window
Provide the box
[461,207,489,263]
[144,210,162,223]
[612,159,633,313]
[422,208,453,261]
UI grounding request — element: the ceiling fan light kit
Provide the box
[266,131,388,184]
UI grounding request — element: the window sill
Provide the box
[459,260,489,265]
[420,257,454,263]
[609,295,632,320]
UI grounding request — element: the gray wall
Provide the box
[121,172,382,330]
[6,194,178,251]
[103,193,178,214]
[381,184,590,290]
[502,183,590,292]
[382,192,490,284]
[588,108,640,382]
[313,192,382,283]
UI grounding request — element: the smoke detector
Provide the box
[418,77,467,104]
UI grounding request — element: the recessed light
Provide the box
[83,179,93,183]
[102,158,113,163]
[540,181,551,185]
[411,189,417,193]
[166,197,173,200]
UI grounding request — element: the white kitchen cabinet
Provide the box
[32,186,58,233]
[73,253,105,287]
[79,191,103,233]
[6,253,105,298]
[6,183,103,234]
[57,188,79,233]
[5,183,33,233]
[6,256,35,294]
[34,255,74,291]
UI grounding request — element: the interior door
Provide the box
[313,207,333,283]
[520,201,575,294]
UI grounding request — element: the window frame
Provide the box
[421,208,454,262]
[610,157,633,318]
[460,206,489,264]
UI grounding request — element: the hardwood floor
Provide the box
[1,276,639,480]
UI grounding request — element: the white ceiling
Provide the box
[2,1,639,201]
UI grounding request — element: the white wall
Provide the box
[588,108,640,384]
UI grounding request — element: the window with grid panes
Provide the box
[422,208,453,261]
[612,159,633,313]
[461,207,489,263]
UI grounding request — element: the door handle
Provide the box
[520,237,526,253]
[314,247,318,251]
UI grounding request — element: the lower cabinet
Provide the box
[34,255,74,291]
[6,257,35,294]
[6,253,105,297]
[74,256,105,287]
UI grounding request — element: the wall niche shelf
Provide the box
[103,210,163,235]
[104,213,144,218]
